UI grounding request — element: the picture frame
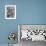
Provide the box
[5,5,16,19]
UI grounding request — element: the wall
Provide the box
[0,0,46,44]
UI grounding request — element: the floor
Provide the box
[0,44,18,46]
[19,39,46,46]
[0,40,46,46]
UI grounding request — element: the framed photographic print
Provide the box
[5,5,16,19]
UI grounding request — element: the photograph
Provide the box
[5,5,16,19]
